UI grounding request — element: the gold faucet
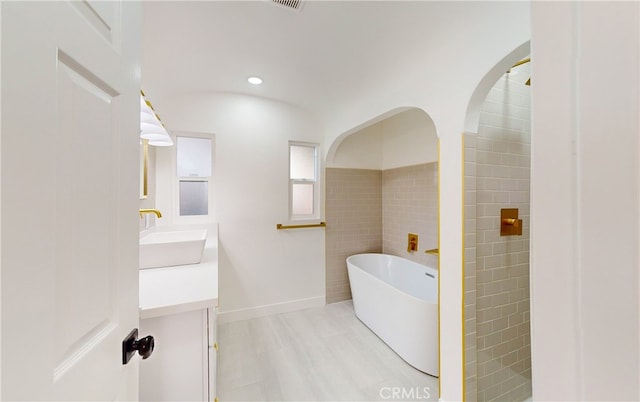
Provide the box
[139,209,162,219]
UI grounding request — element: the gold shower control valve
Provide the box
[407,233,419,252]
[500,208,522,236]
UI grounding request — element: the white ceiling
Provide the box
[142,1,530,123]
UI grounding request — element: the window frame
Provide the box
[289,141,320,221]
[172,132,215,223]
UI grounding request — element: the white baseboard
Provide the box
[217,296,325,323]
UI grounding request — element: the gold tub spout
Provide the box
[139,209,162,219]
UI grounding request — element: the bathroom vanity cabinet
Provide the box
[138,237,218,402]
[139,308,217,402]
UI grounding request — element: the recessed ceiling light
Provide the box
[248,76,263,85]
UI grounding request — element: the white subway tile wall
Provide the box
[467,76,532,402]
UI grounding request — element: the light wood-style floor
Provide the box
[217,300,439,401]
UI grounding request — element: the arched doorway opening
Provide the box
[463,40,532,402]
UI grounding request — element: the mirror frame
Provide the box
[140,139,148,199]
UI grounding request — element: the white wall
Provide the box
[381,109,438,170]
[330,108,437,170]
[531,2,639,400]
[330,123,383,169]
[321,3,531,155]
[156,93,326,321]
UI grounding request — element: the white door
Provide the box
[1,1,142,400]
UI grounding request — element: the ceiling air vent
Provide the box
[271,0,303,12]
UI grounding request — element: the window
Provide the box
[176,136,212,216]
[289,141,319,220]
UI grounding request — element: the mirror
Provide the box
[140,139,148,199]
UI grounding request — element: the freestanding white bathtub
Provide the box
[346,253,439,377]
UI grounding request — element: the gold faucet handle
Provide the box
[139,209,162,218]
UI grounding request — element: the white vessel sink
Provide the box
[139,229,208,269]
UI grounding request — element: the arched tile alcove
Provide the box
[324,108,438,303]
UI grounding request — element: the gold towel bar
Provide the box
[276,222,326,230]
[424,248,439,255]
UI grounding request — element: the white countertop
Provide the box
[139,238,218,320]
